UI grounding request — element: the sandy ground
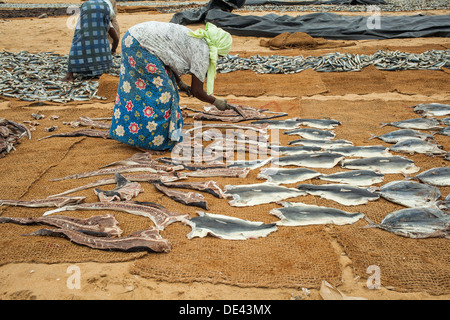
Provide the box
[0,4,449,302]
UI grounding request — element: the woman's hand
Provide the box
[178,80,191,96]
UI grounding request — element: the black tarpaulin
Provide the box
[195,9,450,40]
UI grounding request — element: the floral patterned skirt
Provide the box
[109,31,183,151]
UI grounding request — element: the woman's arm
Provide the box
[190,74,216,104]
[108,27,119,54]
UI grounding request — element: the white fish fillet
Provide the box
[185,211,277,240]
[224,182,304,207]
[270,202,365,226]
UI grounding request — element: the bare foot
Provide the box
[60,73,74,82]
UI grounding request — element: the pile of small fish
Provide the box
[0,117,31,158]
[217,50,450,74]
[0,51,120,103]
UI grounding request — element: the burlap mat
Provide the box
[0,68,449,293]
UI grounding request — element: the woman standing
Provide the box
[109,21,233,151]
[62,0,119,82]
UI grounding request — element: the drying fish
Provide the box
[94,173,144,202]
[389,138,446,155]
[414,167,450,186]
[293,118,341,130]
[258,167,321,184]
[250,119,302,130]
[154,183,208,210]
[25,227,172,252]
[284,128,336,140]
[437,194,450,211]
[228,157,272,170]
[381,118,442,130]
[0,214,122,237]
[366,207,450,239]
[50,163,178,182]
[184,167,250,178]
[38,129,110,141]
[49,172,185,197]
[184,122,269,135]
[159,180,226,199]
[328,145,392,158]
[185,211,277,240]
[100,152,156,168]
[296,184,380,206]
[270,202,365,226]
[341,156,420,174]
[191,104,287,122]
[224,183,303,207]
[64,116,111,129]
[289,139,353,148]
[0,196,86,208]
[369,129,434,144]
[412,103,450,117]
[0,118,31,158]
[438,126,450,136]
[272,152,345,169]
[269,145,322,155]
[376,180,441,208]
[440,117,450,126]
[318,170,384,186]
[43,201,189,230]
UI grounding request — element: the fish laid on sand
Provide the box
[250,119,302,130]
[159,180,226,199]
[228,157,273,170]
[270,202,365,226]
[94,173,144,202]
[381,118,442,130]
[369,129,434,144]
[440,117,450,126]
[43,201,189,230]
[272,152,345,169]
[412,103,450,117]
[49,172,184,197]
[414,167,450,186]
[224,183,303,207]
[341,156,420,174]
[376,180,441,208]
[184,167,250,178]
[0,196,86,208]
[293,118,342,130]
[328,145,392,158]
[0,214,122,237]
[318,170,384,186]
[288,139,353,148]
[269,145,322,155]
[438,126,450,136]
[296,184,380,206]
[25,227,172,252]
[185,211,277,240]
[366,207,450,239]
[284,128,336,140]
[154,183,208,210]
[38,129,110,141]
[257,167,321,185]
[389,138,446,155]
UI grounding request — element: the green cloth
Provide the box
[188,22,232,95]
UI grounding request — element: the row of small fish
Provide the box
[217,50,450,74]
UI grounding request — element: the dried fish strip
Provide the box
[366,207,450,239]
[389,138,446,155]
[43,201,189,230]
[272,152,345,169]
[184,123,269,134]
[94,173,144,202]
[0,196,86,208]
[159,180,226,199]
[184,167,250,178]
[380,118,442,130]
[341,156,420,174]
[284,128,336,140]
[318,170,384,186]
[0,118,31,158]
[25,228,172,252]
[0,214,122,237]
[49,172,185,197]
[412,103,450,117]
[414,167,450,187]
[270,202,364,226]
[50,164,177,182]
[100,152,166,169]
[258,167,321,185]
[38,129,110,141]
[190,104,287,122]
[288,139,353,148]
[64,116,111,130]
[369,129,434,144]
[154,183,208,210]
[185,211,277,240]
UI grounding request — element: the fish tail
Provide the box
[368,134,377,141]
[361,216,378,229]
[379,123,388,128]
